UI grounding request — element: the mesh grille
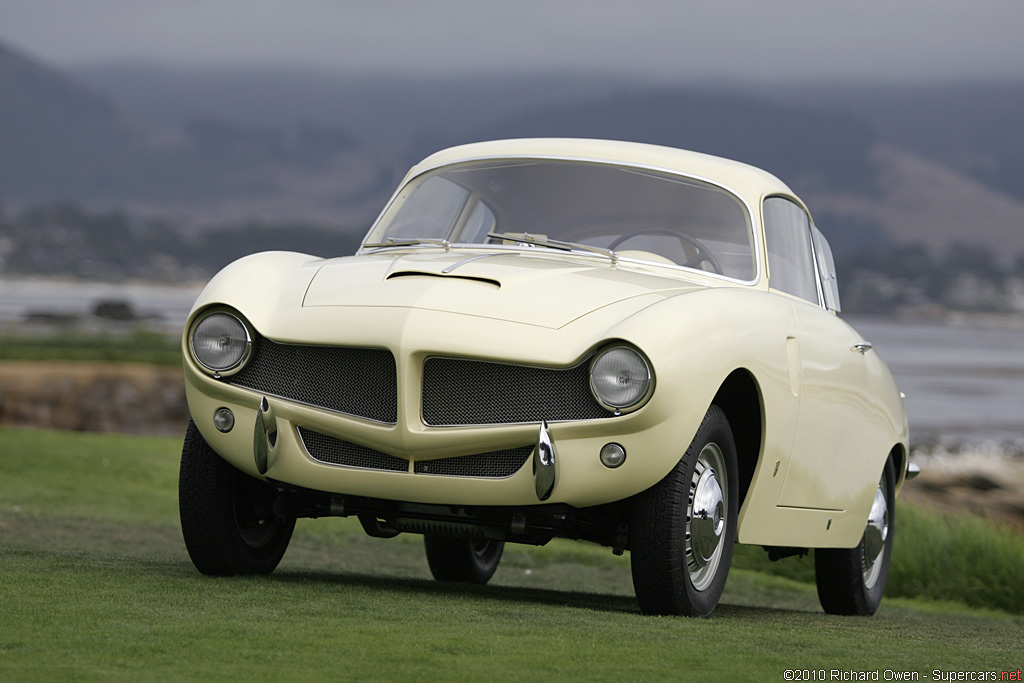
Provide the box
[414,446,533,478]
[299,428,532,479]
[298,428,408,472]
[421,357,608,426]
[229,334,397,424]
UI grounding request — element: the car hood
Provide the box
[303,251,702,329]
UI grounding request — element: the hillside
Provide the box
[2,37,1023,261]
[0,39,384,219]
[765,82,1024,203]
[459,87,879,197]
[0,41,138,200]
[809,145,1024,256]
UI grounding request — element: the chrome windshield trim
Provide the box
[363,237,452,252]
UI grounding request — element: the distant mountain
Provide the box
[452,87,879,197]
[453,87,1024,256]
[752,82,1024,205]
[4,39,1024,259]
[0,41,138,200]
[70,63,638,151]
[808,145,1024,257]
[0,40,375,213]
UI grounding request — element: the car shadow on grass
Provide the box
[263,567,821,619]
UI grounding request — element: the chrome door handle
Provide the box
[852,342,873,354]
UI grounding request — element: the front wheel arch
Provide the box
[711,369,762,511]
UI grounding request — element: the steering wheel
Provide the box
[608,228,724,275]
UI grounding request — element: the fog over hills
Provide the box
[3,37,1024,260]
[0,42,138,200]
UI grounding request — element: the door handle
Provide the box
[852,342,873,354]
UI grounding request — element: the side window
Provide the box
[763,197,819,305]
[812,225,841,312]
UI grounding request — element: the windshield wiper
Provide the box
[486,232,618,264]
[363,237,451,251]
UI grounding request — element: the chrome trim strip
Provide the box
[441,252,513,273]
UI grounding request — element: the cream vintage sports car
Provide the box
[179,138,915,617]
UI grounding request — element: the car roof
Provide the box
[408,138,798,204]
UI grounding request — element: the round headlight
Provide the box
[190,311,251,373]
[589,346,652,411]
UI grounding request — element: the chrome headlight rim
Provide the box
[588,344,654,414]
[188,308,254,377]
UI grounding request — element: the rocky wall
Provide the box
[0,361,189,436]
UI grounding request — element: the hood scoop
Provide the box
[386,270,500,289]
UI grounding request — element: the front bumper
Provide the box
[184,359,690,509]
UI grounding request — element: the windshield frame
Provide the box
[359,153,763,286]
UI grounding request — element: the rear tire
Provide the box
[179,420,295,576]
[424,536,504,584]
[630,405,738,617]
[814,457,896,616]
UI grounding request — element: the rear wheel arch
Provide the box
[711,369,762,510]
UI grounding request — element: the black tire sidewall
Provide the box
[424,536,504,584]
[630,405,739,617]
[815,456,896,616]
[179,420,295,576]
[681,411,739,615]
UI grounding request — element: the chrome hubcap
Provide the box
[686,442,728,591]
[862,478,889,589]
[691,469,725,564]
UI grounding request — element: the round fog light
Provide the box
[600,443,626,469]
[213,408,235,433]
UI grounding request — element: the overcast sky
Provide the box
[2,0,1023,82]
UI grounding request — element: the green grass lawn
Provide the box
[0,329,182,365]
[2,427,1023,681]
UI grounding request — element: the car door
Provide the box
[761,197,881,511]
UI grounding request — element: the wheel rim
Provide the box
[233,474,281,548]
[686,442,728,591]
[861,475,890,589]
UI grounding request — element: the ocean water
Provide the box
[0,277,202,335]
[849,316,1024,447]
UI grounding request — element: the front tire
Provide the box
[814,457,896,616]
[179,420,295,576]
[424,536,504,584]
[630,405,738,617]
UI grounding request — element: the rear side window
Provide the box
[763,197,819,305]
[812,225,841,312]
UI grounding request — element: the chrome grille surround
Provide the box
[299,428,533,479]
[228,333,397,424]
[421,356,609,426]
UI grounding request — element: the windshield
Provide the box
[364,159,756,281]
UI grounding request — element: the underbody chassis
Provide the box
[271,483,632,551]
